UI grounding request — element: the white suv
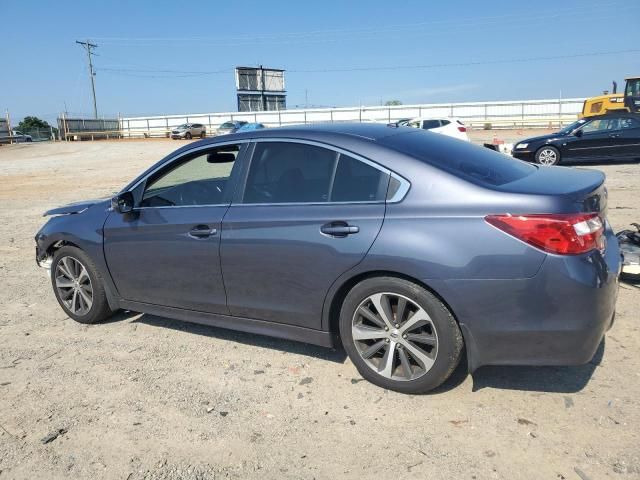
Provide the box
[407,117,470,142]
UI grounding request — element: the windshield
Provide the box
[176,124,189,129]
[558,119,587,135]
[626,78,640,97]
[220,122,235,128]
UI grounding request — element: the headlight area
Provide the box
[35,232,59,274]
[515,143,529,149]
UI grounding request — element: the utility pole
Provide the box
[259,65,266,111]
[76,40,98,119]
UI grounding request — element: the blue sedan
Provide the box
[35,123,619,393]
[236,122,265,132]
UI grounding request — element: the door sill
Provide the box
[119,300,334,348]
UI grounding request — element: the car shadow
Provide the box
[470,338,605,393]
[108,311,604,393]
[131,313,348,364]
[565,159,640,167]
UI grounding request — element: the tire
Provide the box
[535,145,560,166]
[26,137,32,142]
[51,246,114,324]
[185,132,192,140]
[200,131,206,138]
[339,277,463,394]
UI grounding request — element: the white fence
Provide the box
[120,98,586,138]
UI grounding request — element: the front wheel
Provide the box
[339,277,463,394]
[51,246,114,324]
[535,146,560,166]
[185,132,192,140]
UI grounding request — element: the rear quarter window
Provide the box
[381,130,536,187]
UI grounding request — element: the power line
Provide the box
[289,49,640,73]
[95,48,640,79]
[76,40,98,119]
[89,0,629,46]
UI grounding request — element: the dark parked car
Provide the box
[215,120,248,136]
[512,113,640,165]
[35,124,619,393]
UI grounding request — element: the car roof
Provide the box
[410,117,458,121]
[212,122,410,142]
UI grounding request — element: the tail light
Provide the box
[485,213,605,255]
[457,126,467,132]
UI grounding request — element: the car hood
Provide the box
[43,198,109,216]
[517,132,568,145]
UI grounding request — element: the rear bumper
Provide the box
[436,229,621,371]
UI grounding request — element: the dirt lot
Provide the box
[1,135,639,480]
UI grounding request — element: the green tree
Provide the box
[18,116,51,130]
[384,100,403,106]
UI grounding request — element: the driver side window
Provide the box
[581,119,614,134]
[140,144,240,207]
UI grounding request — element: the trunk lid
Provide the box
[499,166,607,214]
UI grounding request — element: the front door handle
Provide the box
[321,221,360,238]
[188,225,217,239]
[609,133,620,138]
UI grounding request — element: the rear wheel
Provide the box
[185,132,192,140]
[51,246,114,324]
[535,146,560,166]
[339,277,463,393]
[200,131,206,138]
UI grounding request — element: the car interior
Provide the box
[140,148,238,207]
[243,142,387,204]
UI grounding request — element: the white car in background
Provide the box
[406,117,470,141]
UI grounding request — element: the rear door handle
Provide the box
[321,221,359,237]
[609,133,620,138]
[188,224,217,238]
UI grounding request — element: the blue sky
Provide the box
[2,0,639,123]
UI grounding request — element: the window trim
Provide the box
[235,138,410,206]
[130,140,250,210]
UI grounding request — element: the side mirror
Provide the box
[573,129,583,138]
[111,191,134,213]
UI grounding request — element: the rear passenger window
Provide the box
[422,120,441,130]
[243,142,336,203]
[331,154,389,202]
[243,143,390,204]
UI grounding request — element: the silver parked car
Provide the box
[170,123,206,140]
[0,130,33,144]
[215,121,248,136]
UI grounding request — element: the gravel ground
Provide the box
[0,135,639,480]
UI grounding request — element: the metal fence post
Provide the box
[5,110,12,144]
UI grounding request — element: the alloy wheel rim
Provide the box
[55,256,93,316]
[351,292,438,381]
[538,149,557,165]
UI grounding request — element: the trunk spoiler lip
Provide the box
[494,166,605,200]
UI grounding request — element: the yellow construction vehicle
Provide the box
[580,76,640,118]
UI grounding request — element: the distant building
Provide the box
[235,66,286,112]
